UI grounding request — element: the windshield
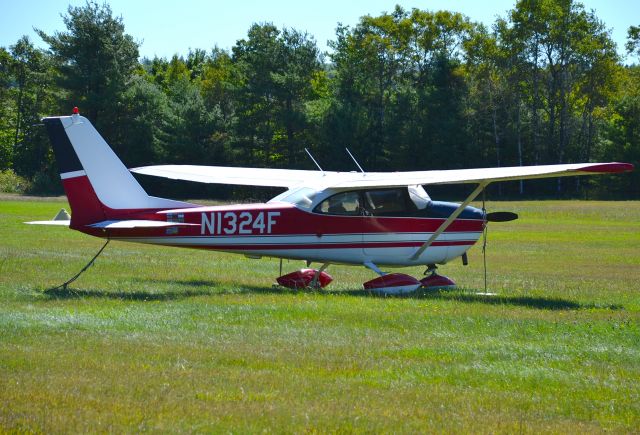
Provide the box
[270,187,317,210]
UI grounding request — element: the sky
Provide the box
[1,0,638,61]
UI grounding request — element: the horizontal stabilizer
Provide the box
[25,220,70,226]
[25,208,71,226]
[88,220,198,229]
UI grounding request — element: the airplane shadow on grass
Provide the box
[43,286,215,301]
[405,289,624,311]
[42,279,623,311]
[41,278,295,301]
[318,288,622,310]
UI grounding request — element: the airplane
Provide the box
[27,109,634,294]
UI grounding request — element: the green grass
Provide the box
[1,197,639,432]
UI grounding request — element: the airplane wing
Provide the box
[132,162,633,189]
[331,162,634,187]
[131,165,337,188]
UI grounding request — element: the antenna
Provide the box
[345,148,366,175]
[304,148,325,175]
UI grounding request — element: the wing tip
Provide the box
[578,162,634,174]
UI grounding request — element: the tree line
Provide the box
[1,0,638,199]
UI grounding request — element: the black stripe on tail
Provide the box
[43,118,83,174]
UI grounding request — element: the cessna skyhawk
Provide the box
[28,110,634,294]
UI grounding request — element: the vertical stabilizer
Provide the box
[43,113,193,227]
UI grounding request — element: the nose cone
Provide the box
[425,201,484,220]
[463,205,485,220]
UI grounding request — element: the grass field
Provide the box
[1,196,639,433]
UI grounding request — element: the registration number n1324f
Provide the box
[200,211,280,235]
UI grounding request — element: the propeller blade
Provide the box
[486,211,519,222]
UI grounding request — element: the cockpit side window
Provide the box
[364,188,417,216]
[314,191,362,215]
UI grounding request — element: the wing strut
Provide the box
[411,182,489,261]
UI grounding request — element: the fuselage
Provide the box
[78,183,485,267]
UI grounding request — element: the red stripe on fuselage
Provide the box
[62,175,193,233]
[98,206,484,240]
[62,175,484,240]
[112,239,476,251]
[62,175,107,228]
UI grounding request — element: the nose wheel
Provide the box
[424,264,438,276]
[361,262,456,294]
[420,264,456,289]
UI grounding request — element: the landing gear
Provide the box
[362,262,456,294]
[424,264,438,276]
[276,263,333,289]
[274,261,455,294]
[363,273,422,295]
[362,261,421,295]
[419,264,456,290]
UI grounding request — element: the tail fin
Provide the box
[43,113,193,228]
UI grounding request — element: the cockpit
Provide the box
[271,185,426,213]
[313,187,425,216]
[269,185,483,220]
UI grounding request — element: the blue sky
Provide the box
[1,0,638,61]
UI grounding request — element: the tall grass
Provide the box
[1,198,639,432]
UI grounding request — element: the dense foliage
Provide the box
[1,1,638,198]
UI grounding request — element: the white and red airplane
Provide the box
[29,110,633,293]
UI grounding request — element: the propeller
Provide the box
[485,211,518,222]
